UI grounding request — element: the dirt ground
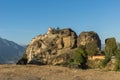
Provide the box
[0,64,120,80]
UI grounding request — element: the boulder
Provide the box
[77,31,101,50]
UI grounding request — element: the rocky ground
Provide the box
[0,65,120,80]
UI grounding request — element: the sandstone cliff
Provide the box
[18,28,101,65]
[26,28,77,65]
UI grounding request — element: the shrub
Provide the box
[74,47,88,69]
[17,54,28,65]
[101,38,117,68]
[101,54,111,67]
[114,50,120,71]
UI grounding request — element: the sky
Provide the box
[0,0,120,45]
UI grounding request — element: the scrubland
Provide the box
[0,65,120,80]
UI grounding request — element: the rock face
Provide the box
[23,28,101,65]
[77,31,101,50]
[26,28,77,65]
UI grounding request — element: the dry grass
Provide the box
[0,64,120,80]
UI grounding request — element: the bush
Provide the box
[16,54,28,65]
[114,50,120,71]
[101,55,111,67]
[74,47,88,69]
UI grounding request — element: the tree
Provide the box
[102,54,111,67]
[114,50,120,71]
[74,47,88,69]
[85,41,99,57]
[102,38,117,67]
[114,43,120,71]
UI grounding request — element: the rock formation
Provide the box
[26,28,77,65]
[18,28,101,65]
[77,31,101,50]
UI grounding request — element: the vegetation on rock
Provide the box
[85,41,99,57]
[102,38,117,67]
[105,38,117,56]
[114,50,120,71]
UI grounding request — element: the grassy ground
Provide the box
[0,64,120,80]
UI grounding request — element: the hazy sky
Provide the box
[0,0,120,45]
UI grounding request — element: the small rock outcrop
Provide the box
[26,28,77,65]
[77,31,101,50]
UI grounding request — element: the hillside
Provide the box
[0,65,120,80]
[0,37,25,64]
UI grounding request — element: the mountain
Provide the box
[101,44,105,50]
[0,37,25,64]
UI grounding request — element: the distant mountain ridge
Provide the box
[0,37,25,64]
[101,44,105,50]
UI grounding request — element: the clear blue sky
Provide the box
[0,0,120,45]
